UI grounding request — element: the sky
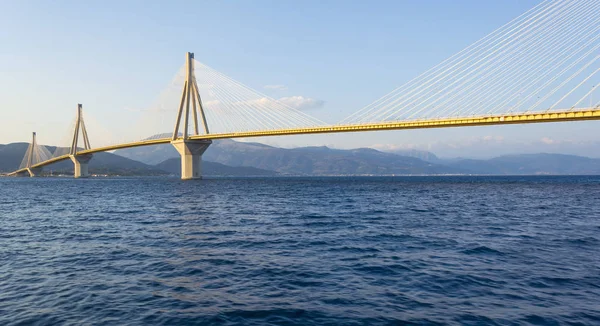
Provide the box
[1,0,599,158]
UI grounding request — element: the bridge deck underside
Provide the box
[8,107,600,175]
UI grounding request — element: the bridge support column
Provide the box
[171,139,212,180]
[70,154,93,178]
[25,168,42,177]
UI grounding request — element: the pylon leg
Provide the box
[70,154,93,178]
[27,167,43,177]
[172,52,210,140]
[171,139,212,180]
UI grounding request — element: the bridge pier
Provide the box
[16,168,42,177]
[27,167,43,177]
[70,154,93,178]
[171,139,212,180]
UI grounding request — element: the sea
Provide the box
[0,176,599,325]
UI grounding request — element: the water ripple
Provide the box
[1,176,599,325]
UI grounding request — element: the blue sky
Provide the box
[1,0,599,158]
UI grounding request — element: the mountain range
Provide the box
[2,139,600,176]
[0,143,275,176]
[0,143,167,176]
[115,139,600,176]
[114,139,459,175]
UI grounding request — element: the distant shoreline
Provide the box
[3,174,600,179]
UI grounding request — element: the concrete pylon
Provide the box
[172,52,210,140]
[24,132,43,177]
[70,154,93,178]
[27,167,43,177]
[172,139,212,180]
[171,52,212,180]
[70,104,93,178]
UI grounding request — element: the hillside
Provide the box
[0,142,279,177]
[156,159,277,176]
[447,153,600,175]
[0,143,29,172]
[0,143,168,175]
[116,139,462,175]
[384,149,442,163]
[115,139,600,176]
[5,140,600,176]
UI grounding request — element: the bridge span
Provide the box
[9,105,600,178]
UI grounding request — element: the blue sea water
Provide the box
[0,176,599,325]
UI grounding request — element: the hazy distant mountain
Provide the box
[6,139,600,176]
[447,153,600,175]
[383,149,442,163]
[116,139,461,175]
[116,141,179,165]
[0,143,168,175]
[208,141,460,175]
[157,158,278,176]
[116,139,600,175]
[0,143,29,172]
[0,142,277,177]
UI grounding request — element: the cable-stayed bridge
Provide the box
[7,0,600,179]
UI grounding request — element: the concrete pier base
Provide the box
[70,154,93,178]
[171,139,212,180]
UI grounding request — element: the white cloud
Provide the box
[371,143,419,151]
[483,135,504,142]
[278,96,325,110]
[264,84,288,91]
[201,96,325,112]
[123,106,172,113]
[203,100,221,106]
[540,137,558,145]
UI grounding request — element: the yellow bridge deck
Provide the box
[9,107,600,175]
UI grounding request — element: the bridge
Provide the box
[7,0,600,179]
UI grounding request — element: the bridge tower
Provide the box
[69,104,93,178]
[25,132,43,177]
[171,52,212,180]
